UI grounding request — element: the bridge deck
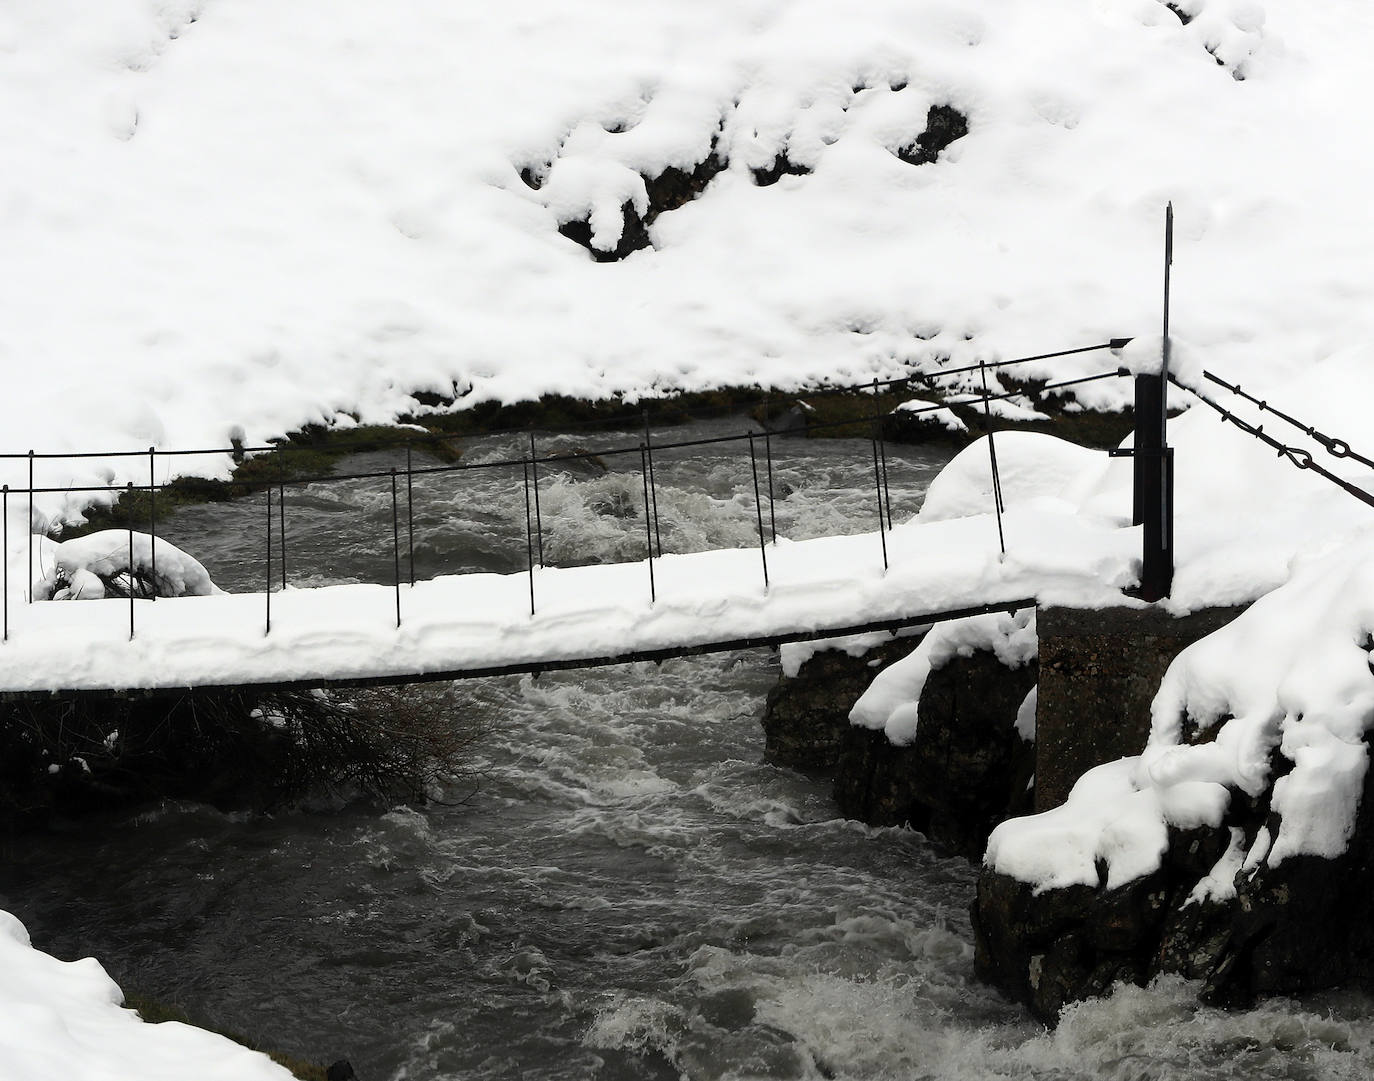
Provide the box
[0,509,1134,700]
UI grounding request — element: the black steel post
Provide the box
[528,432,545,568]
[148,448,157,601]
[748,434,770,590]
[391,468,401,628]
[639,445,656,604]
[1136,203,1175,601]
[522,459,536,617]
[127,483,135,640]
[872,380,893,531]
[265,484,272,636]
[3,485,8,641]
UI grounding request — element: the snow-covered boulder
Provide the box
[0,909,291,1080]
[34,531,222,601]
[973,532,1374,1021]
[832,609,1038,857]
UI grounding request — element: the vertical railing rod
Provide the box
[643,411,662,558]
[869,433,889,572]
[639,445,656,604]
[406,441,415,586]
[126,483,135,641]
[148,448,157,601]
[390,468,401,628]
[265,484,272,636]
[978,362,1007,557]
[278,482,287,591]
[522,459,536,617]
[26,450,33,603]
[3,485,8,641]
[528,432,545,568]
[764,427,777,544]
[748,433,770,590]
[872,381,892,531]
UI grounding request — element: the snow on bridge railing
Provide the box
[0,342,1131,646]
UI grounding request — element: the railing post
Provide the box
[406,441,416,586]
[639,445,656,604]
[26,450,33,604]
[748,433,770,591]
[278,483,288,591]
[643,411,662,558]
[127,482,135,640]
[1135,204,1175,601]
[528,432,545,568]
[148,447,157,602]
[521,459,536,617]
[390,468,402,628]
[264,484,272,636]
[3,484,8,641]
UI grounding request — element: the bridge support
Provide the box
[1121,204,1175,602]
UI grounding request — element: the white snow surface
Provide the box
[0,911,291,1081]
[9,0,1374,1066]
[3,0,1374,509]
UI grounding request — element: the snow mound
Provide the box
[34,531,221,601]
[0,909,291,1081]
[918,432,1104,523]
[986,529,1374,891]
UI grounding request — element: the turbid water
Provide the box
[2,419,1372,1080]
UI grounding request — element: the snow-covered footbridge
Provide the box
[0,343,1151,702]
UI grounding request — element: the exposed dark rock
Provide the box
[973,727,1374,1024]
[761,638,917,772]
[643,152,727,221]
[895,104,968,166]
[558,201,653,262]
[764,403,813,436]
[1035,605,1247,809]
[879,406,966,446]
[751,152,812,187]
[556,149,727,262]
[832,648,1037,859]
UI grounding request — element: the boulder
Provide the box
[833,647,1036,858]
[761,638,916,772]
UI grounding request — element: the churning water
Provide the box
[2,418,1373,1080]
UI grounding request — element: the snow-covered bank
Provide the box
[6,1,1374,504]
[0,911,290,1081]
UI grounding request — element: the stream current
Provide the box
[3,418,1373,1080]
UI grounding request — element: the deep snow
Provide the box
[9,0,1374,1073]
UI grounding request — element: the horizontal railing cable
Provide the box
[12,369,1129,500]
[1197,369,1374,473]
[1168,374,1374,510]
[0,341,1130,468]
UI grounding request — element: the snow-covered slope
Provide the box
[4,0,1373,484]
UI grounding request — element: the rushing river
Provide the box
[2,418,1373,1080]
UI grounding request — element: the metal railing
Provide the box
[0,344,1132,646]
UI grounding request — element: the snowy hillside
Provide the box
[4,0,1373,482]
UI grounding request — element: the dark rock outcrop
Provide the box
[973,732,1374,1024]
[832,648,1037,859]
[761,638,916,772]
[1035,605,1246,809]
[895,104,969,166]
